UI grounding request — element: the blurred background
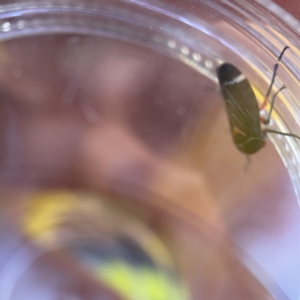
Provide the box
[0,0,300,299]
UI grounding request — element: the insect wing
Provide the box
[217,64,261,138]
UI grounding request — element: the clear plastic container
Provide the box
[0,0,299,299]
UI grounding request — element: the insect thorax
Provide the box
[236,136,266,154]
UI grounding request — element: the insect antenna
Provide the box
[259,46,289,111]
[243,156,251,173]
[264,128,300,141]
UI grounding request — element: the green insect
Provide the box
[217,46,300,155]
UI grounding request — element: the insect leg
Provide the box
[259,46,289,111]
[278,46,290,61]
[264,128,300,140]
[260,84,286,125]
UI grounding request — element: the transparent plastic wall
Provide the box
[0,0,299,300]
